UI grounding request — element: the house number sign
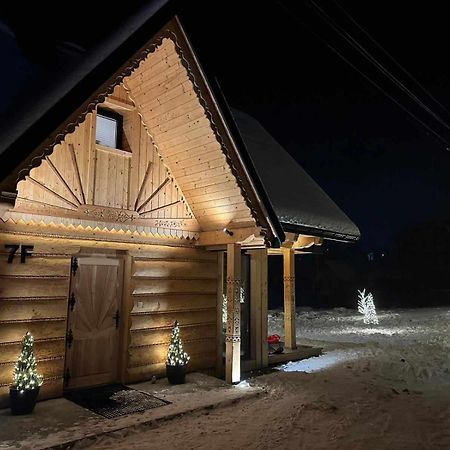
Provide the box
[4,245,34,263]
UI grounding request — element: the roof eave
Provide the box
[280,221,360,243]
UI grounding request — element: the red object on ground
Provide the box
[267,334,280,344]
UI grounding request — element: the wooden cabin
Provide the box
[0,13,359,406]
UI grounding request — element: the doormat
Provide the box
[65,384,171,419]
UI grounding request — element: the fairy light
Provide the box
[12,332,43,390]
[166,321,190,366]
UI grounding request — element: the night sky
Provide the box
[1,1,450,253]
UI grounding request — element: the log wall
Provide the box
[127,246,218,382]
[0,231,219,406]
[0,240,73,408]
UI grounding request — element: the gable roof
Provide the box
[230,109,360,242]
[0,6,359,244]
[0,1,173,193]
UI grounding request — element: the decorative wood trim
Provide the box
[134,161,153,210]
[225,243,241,383]
[45,156,82,206]
[5,21,270,246]
[26,177,79,210]
[68,143,86,204]
[136,177,171,213]
[139,200,180,216]
[216,251,224,377]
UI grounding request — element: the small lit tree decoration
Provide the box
[12,332,43,390]
[166,321,190,366]
[357,289,379,325]
[222,286,245,331]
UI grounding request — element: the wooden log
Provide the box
[0,357,64,386]
[128,339,215,367]
[132,278,217,295]
[197,227,261,247]
[130,323,216,347]
[130,293,216,313]
[130,246,215,261]
[0,278,69,298]
[0,320,66,343]
[0,257,70,277]
[133,260,217,279]
[130,309,216,331]
[0,298,68,321]
[0,338,65,364]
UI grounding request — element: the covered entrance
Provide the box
[64,255,124,390]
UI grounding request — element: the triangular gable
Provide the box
[123,37,256,232]
[5,84,199,239]
[1,19,282,244]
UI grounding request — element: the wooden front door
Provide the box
[65,256,123,389]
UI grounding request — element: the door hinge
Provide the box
[69,293,76,312]
[113,309,120,328]
[64,368,71,387]
[66,329,73,349]
[71,257,78,276]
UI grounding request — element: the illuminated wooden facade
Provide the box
[0,16,359,406]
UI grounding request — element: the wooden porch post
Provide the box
[225,243,241,383]
[283,247,297,350]
[260,249,269,367]
[249,248,268,368]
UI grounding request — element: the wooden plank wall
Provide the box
[13,86,192,222]
[122,103,192,219]
[0,242,72,408]
[127,246,218,382]
[125,38,256,231]
[16,114,95,212]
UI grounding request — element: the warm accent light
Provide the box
[223,228,234,236]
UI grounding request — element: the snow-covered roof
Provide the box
[231,109,360,242]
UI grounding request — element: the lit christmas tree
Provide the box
[166,321,190,366]
[357,289,379,325]
[12,332,43,390]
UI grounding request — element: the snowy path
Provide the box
[78,307,450,450]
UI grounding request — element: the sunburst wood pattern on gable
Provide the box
[124,38,256,232]
[10,89,199,238]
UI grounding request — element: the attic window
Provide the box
[96,108,122,149]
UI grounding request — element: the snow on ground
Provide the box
[79,307,450,450]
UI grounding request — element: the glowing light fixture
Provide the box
[223,228,234,236]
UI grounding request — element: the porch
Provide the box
[0,373,262,450]
[221,237,322,383]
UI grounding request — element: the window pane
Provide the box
[96,114,117,148]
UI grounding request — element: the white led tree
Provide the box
[12,332,43,390]
[357,289,379,325]
[166,321,190,366]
